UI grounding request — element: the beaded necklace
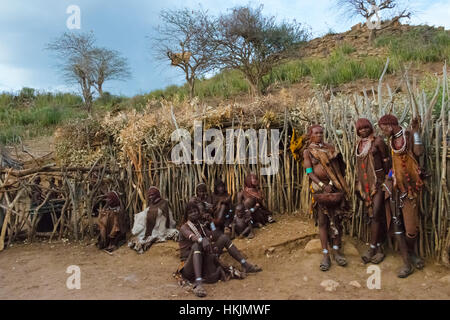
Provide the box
[391,128,407,154]
[187,220,206,238]
[356,135,373,158]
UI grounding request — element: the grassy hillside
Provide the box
[1,24,448,145]
[0,89,149,144]
[147,25,449,99]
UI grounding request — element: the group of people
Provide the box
[95,113,427,298]
[177,180,271,297]
[96,175,274,297]
[303,114,425,279]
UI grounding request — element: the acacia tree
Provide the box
[153,8,218,100]
[215,5,310,96]
[47,32,130,112]
[336,0,411,42]
[91,48,131,98]
[47,32,96,112]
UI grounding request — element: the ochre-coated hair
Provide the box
[355,118,373,135]
[378,114,399,126]
[307,125,323,137]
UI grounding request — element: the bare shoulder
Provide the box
[324,142,335,150]
[179,223,187,232]
[302,148,311,157]
[374,136,387,146]
[404,129,414,145]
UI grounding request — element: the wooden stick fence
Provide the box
[0,62,448,264]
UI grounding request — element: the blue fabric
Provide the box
[306,167,313,174]
[388,169,393,178]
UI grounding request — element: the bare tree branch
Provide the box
[214,5,310,95]
[91,48,131,97]
[46,32,97,113]
[46,32,131,111]
[336,0,412,43]
[152,8,219,100]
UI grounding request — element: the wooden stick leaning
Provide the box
[0,189,25,251]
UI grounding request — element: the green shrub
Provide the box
[263,60,311,87]
[0,126,21,144]
[376,26,450,63]
[195,70,249,99]
[420,74,450,117]
[148,69,249,100]
[364,57,389,79]
[308,57,365,86]
[335,43,356,56]
[0,89,88,144]
[38,106,64,126]
[307,49,394,86]
[18,87,35,101]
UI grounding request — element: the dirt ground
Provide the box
[0,215,449,300]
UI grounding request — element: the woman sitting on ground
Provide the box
[97,191,128,252]
[211,179,234,234]
[128,187,178,254]
[177,202,262,298]
[237,173,275,227]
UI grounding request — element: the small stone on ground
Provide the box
[320,279,339,292]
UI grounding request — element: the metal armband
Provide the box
[414,132,422,145]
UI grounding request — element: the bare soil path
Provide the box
[0,215,449,300]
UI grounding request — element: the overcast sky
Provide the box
[0,0,449,96]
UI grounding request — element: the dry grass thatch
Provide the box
[1,61,448,264]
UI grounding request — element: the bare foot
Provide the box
[193,283,207,298]
[371,248,385,264]
[105,245,117,252]
[243,262,262,273]
[361,247,376,264]
[220,268,230,282]
[398,263,414,278]
[410,254,424,270]
[320,254,331,272]
[333,249,347,267]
